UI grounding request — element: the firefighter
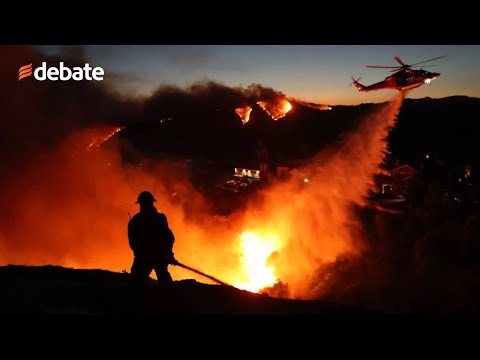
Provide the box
[128,191,178,286]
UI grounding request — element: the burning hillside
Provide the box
[235,105,252,124]
[257,98,292,120]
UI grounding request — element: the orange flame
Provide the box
[233,231,281,292]
[257,98,292,120]
[235,106,252,124]
[86,126,125,151]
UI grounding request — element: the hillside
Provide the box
[0,265,382,315]
[116,96,480,170]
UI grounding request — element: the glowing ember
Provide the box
[257,98,292,120]
[86,126,124,151]
[234,231,279,292]
[235,105,252,124]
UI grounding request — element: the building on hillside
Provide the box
[380,164,419,197]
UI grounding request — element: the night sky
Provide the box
[38,45,480,105]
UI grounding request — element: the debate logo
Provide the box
[18,62,104,81]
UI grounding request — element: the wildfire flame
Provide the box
[235,106,252,125]
[86,126,125,151]
[257,98,292,120]
[233,231,280,292]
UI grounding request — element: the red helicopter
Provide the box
[351,55,446,92]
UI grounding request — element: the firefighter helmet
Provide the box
[135,191,156,204]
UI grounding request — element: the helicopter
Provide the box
[351,55,446,93]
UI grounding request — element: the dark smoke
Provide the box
[142,81,288,120]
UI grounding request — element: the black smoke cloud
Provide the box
[142,81,288,121]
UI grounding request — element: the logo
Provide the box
[18,63,33,81]
[18,62,104,81]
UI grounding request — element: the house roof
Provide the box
[393,164,417,174]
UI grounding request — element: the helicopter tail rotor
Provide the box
[349,76,362,86]
[350,76,365,91]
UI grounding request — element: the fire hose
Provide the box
[172,261,233,287]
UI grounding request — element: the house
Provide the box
[380,164,418,197]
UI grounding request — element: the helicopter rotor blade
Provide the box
[363,55,445,71]
[365,65,401,69]
[409,55,447,67]
[410,64,439,68]
[393,55,405,67]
